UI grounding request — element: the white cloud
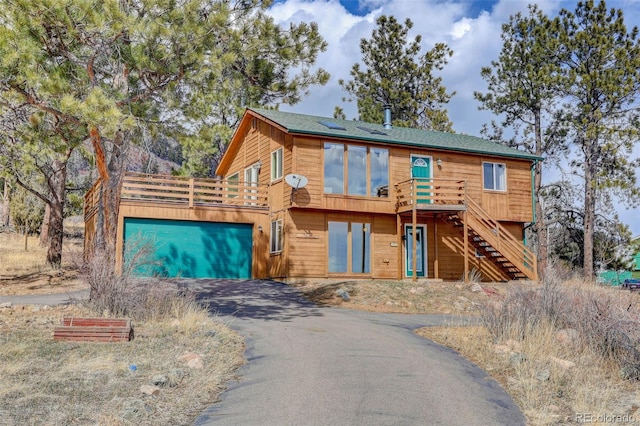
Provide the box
[267,0,640,235]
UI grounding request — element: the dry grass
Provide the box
[0,301,245,425]
[0,232,86,296]
[419,276,640,425]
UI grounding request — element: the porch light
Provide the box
[436,158,443,167]
[258,225,263,233]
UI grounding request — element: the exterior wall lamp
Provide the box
[436,158,443,168]
[258,225,263,233]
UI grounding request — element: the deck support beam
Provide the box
[463,210,469,283]
[412,206,418,282]
[434,216,439,279]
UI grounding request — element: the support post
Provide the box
[412,206,418,283]
[463,210,469,283]
[397,214,402,280]
[434,216,439,279]
[189,178,194,208]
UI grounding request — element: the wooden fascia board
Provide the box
[216,110,290,176]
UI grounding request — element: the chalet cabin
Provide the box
[84,108,541,282]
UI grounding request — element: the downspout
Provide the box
[523,160,538,244]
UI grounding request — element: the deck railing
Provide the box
[395,178,466,211]
[120,172,268,208]
[84,173,269,217]
[465,197,537,280]
[84,179,102,220]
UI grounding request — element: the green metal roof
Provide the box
[249,107,543,162]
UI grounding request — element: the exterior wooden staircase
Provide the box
[445,197,537,281]
[395,178,538,281]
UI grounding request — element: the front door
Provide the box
[405,225,426,277]
[411,155,432,203]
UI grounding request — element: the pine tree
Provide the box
[474,5,567,275]
[557,0,640,278]
[339,15,454,131]
[0,0,329,264]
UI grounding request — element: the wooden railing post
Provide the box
[189,178,194,208]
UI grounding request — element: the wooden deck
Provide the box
[84,172,268,221]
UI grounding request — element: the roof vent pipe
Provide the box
[383,105,392,129]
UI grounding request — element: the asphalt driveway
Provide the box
[189,279,524,426]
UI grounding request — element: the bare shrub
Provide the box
[479,263,640,374]
[84,237,196,321]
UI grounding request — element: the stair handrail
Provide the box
[464,195,538,280]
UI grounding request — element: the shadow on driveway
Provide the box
[183,279,323,322]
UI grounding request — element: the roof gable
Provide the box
[216,107,542,175]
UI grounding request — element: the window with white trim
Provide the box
[483,162,506,191]
[271,148,283,181]
[270,220,283,253]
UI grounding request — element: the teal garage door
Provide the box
[123,218,252,279]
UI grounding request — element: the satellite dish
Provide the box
[285,174,308,190]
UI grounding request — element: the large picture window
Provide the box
[328,221,371,274]
[323,142,388,197]
[483,162,506,191]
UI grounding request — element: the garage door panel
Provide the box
[123,218,252,279]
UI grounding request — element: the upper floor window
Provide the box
[483,162,506,191]
[324,142,389,197]
[271,148,283,182]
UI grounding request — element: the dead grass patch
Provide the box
[419,276,640,425]
[0,301,244,425]
[0,232,86,295]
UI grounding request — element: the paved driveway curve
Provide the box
[191,280,524,426]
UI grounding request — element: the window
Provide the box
[324,143,344,194]
[328,221,371,274]
[271,148,283,181]
[227,173,239,198]
[483,162,506,191]
[348,145,367,195]
[371,148,389,197]
[323,142,388,197]
[270,220,283,253]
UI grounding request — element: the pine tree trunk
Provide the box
[90,129,127,265]
[45,161,67,268]
[583,145,596,279]
[533,109,547,276]
[40,203,50,247]
[0,180,9,228]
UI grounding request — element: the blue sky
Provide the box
[267,0,640,236]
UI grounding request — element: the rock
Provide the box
[0,302,12,308]
[335,288,350,301]
[168,369,186,387]
[555,329,580,346]
[140,385,160,396]
[470,283,483,293]
[31,306,41,312]
[549,356,575,370]
[178,352,204,369]
[510,353,527,366]
[536,370,551,381]
[409,287,426,295]
[152,375,169,387]
[170,319,181,327]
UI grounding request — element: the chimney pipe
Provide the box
[383,105,392,129]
